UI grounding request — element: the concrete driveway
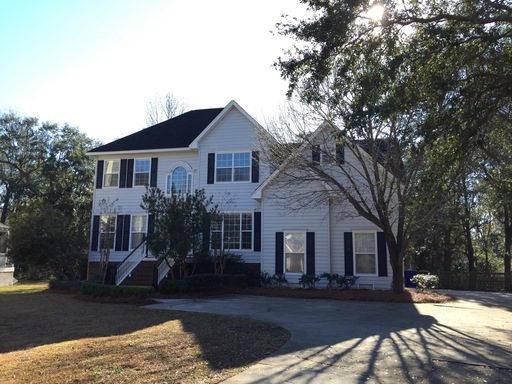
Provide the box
[147,291,512,383]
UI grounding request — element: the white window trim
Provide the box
[211,211,253,251]
[133,158,151,187]
[283,231,306,275]
[214,151,252,183]
[166,167,193,195]
[99,214,116,250]
[352,230,378,277]
[129,214,148,250]
[103,159,120,188]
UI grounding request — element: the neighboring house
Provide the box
[87,100,393,289]
[0,223,15,287]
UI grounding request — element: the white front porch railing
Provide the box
[157,259,173,285]
[115,241,147,286]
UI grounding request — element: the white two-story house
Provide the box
[87,100,393,288]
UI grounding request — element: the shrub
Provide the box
[80,282,153,298]
[336,275,359,290]
[49,279,82,292]
[160,273,248,294]
[320,273,340,289]
[299,274,320,289]
[272,274,288,288]
[260,272,273,287]
[411,274,439,291]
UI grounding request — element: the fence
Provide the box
[437,271,506,291]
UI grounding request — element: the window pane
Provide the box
[187,174,192,193]
[354,233,375,253]
[216,153,232,167]
[233,152,250,167]
[135,159,150,173]
[100,216,115,232]
[241,213,252,230]
[241,231,252,249]
[104,173,119,187]
[131,216,146,232]
[216,168,232,182]
[223,213,240,249]
[356,254,376,274]
[130,233,145,249]
[134,173,149,186]
[104,160,120,173]
[100,233,115,250]
[285,233,304,254]
[286,253,304,273]
[234,167,250,181]
[171,167,187,193]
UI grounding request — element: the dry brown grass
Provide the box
[226,287,454,303]
[0,283,289,384]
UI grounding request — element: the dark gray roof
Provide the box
[89,108,223,153]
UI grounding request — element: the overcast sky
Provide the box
[0,0,307,143]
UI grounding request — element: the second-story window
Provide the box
[134,159,150,186]
[215,152,250,182]
[103,160,120,187]
[166,167,192,194]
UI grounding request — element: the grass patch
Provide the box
[0,282,48,295]
[0,283,289,383]
[227,287,454,303]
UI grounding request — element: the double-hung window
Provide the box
[99,215,116,250]
[210,213,253,250]
[284,232,305,273]
[130,215,147,249]
[103,160,120,187]
[354,232,377,275]
[134,159,150,186]
[215,152,250,182]
[166,166,192,194]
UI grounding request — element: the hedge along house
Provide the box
[86,101,394,289]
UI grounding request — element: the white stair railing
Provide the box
[157,259,173,285]
[115,241,147,286]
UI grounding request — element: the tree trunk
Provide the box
[443,228,452,272]
[461,180,476,289]
[504,205,512,292]
[1,189,11,224]
[386,235,404,293]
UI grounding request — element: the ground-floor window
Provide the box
[285,232,305,273]
[99,215,116,250]
[130,215,147,249]
[354,231,377,275]
[211,212,253,250]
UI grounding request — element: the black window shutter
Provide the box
[275,232,284,274]
[306,232,315,275]
[91,215,100,251]
[377,232,388,276]
[202,217,211,253]
[251,151,259,183]
[148,214,154,234]
[336,144,345,164]
[126,159,134,188]
[96,160,104,189]
[115,215,124,251]
[344,232,354,276]
[119,159,127,188]
[150,158,158,187]
[122,215,131,251]
[207,153,215,184]
[253,212,261,251]
[312,145,320,163]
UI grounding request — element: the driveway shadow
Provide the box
[149,295,512,383]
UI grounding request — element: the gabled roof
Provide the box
[88,108,224,154]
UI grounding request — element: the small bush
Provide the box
[320,273,340,289]
[49,279,82,292]
[80,282,153,298]
[411,274,439,291]
[272,274,288,287]
[260,272,273,287]
[336,275,359,290]
[160,273,248,294]
[299,274,320,289]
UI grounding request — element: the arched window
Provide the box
[166,166,191,194]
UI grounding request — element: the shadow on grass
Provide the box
[0,288,289,372]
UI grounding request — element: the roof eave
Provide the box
[86,147,194,157]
